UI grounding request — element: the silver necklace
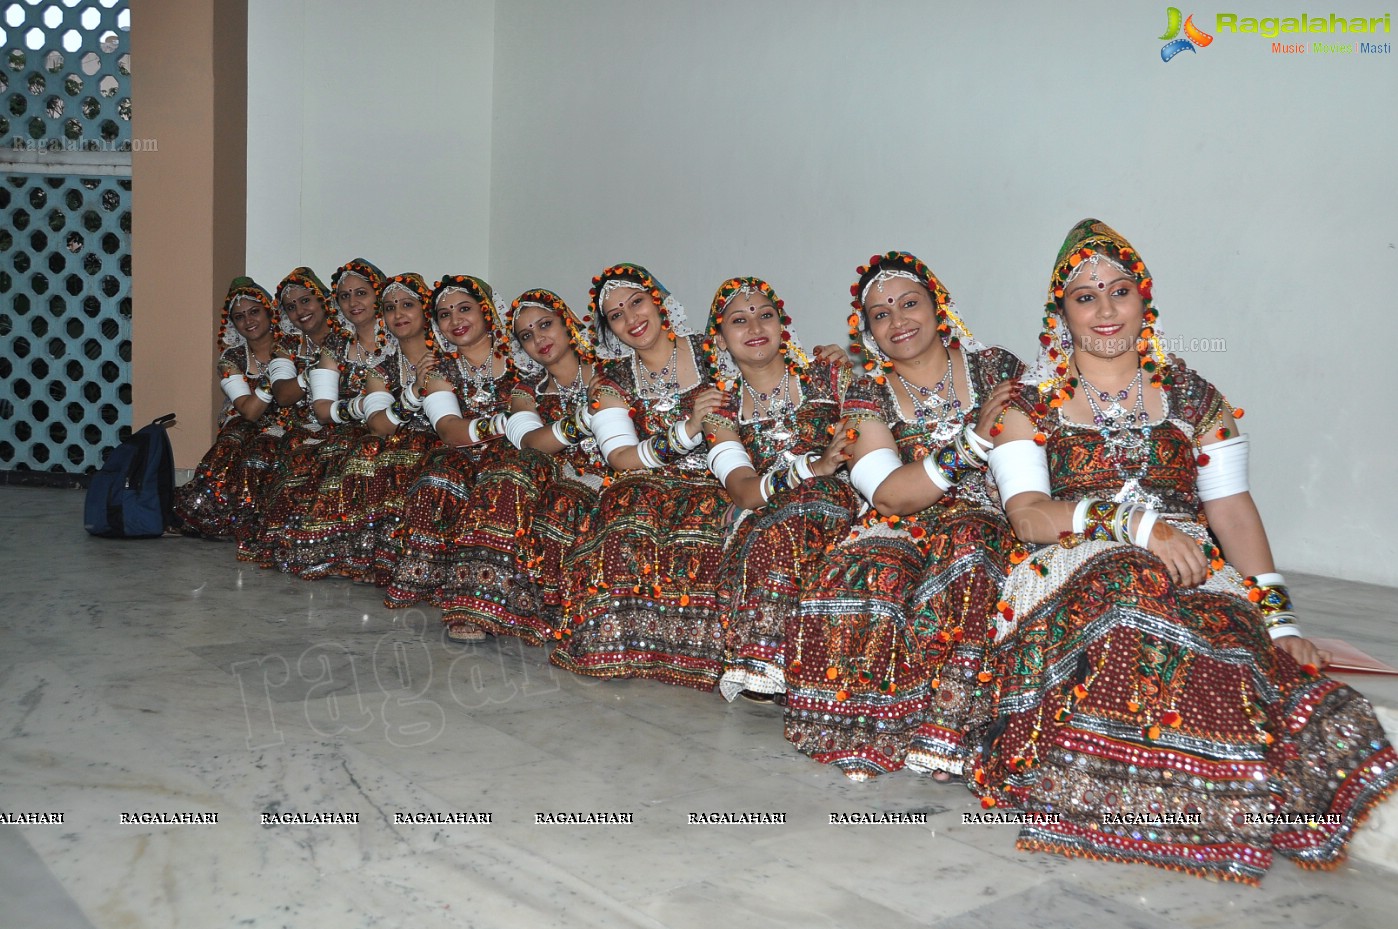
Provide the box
[895,353,959,421]
[456,352,494,407]
[634,341,679,413]
[741,368,795,444]
[1076,367,1157,505]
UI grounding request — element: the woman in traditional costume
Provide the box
[551,263,728,690]
[975,218,1397,883]
[784,252,1023,780]
[175,277,296,539]
[434,289,604,645]
[700,277,859,702]
[237,266,347,565]
[383,275,519,626]
[280,273,442,581]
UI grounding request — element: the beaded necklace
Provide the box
[892,351,964,446]
[547,362,588,415]
[633,340,680,413]
[347,328,394,368]
[1075,367,1159,506]
[739,368,800,460]
[456,349,495,407]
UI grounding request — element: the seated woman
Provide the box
[383,275,519,623]
[280,273,442,581]
[238,267,348,565]
[551,263,728,690]
[977,218,1397,883]
[700,277,859,702]
[784,252,1022,780]
[175,277,295,539]
[435,289,603,645]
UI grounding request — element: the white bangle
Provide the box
[253,385,273,403]
[988,439,1051,504]
[1252,571,1285,587]
[329,400,347,424]
[422,390,462,430]
[791,452,816,483]
[706,440,752,486]
[920,452,952,491]
[675,416,703,449]
[961,424,992,462]
[1072,498,1093,534]
[849,447,902,504]
[592,407,640,460]
[1196,434,1249,501]
[220,375,252,402]
[401,382,423,411]
[360,391,394,422]
[1131,508,1159,548]
[308,367,340,403]
[550,421,577,447]
[637,437,664,469]
[506,410,545,447]
[267,357,298,385]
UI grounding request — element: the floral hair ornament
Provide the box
[429,274,512,364]
[1022,218,1169,403]
[586,262,693,360]
[848,251,980,382]
[274,266,340,338]
[702,276,809,390]
[380,273,436,351]
[330,257,390,352]
[218,276,278,349]
[507,288,595,378]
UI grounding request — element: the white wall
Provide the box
[250,0,1398,586]
[246,0,495,287]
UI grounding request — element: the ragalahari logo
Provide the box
[1160,7,1215,60]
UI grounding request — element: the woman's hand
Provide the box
[415,354,440,384]
[1145,521,1209,588]
[812,344,851,369]
[683,387,726,438]
[1275,636,1332,671]
[812,418,855,476]
[973,380,1018,442]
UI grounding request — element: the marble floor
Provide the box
[2,485,1397,929]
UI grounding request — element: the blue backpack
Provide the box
[83,413,177,538]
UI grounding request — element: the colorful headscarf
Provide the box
[380,272,436,352]
[507,288,595,378]
[330,257,389,350]
[274,266,341,339]
[586,262,693,360]
[1024,219,1169,403]
[702,277,808,390]
[218,277,277,349]
[429,274,511,363]
[847,251,980,380]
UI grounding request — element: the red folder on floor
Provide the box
[1308,638,1398,675]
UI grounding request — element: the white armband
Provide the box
[220,375,252,402]
[422,390,463,430]
[1196,434,1249,502]
[849,447,903,505]
[707,440,753,486]
[308,367,340,403]
[988,439,1051,504]
[506,410,545,448]
[593,407,639,460]
[267,357,298,385]
[361,391,395,422]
